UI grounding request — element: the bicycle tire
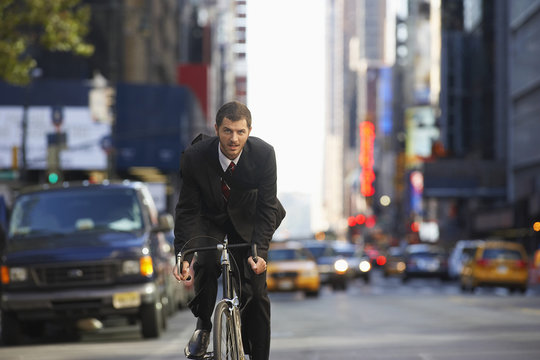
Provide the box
[213,300,244,360]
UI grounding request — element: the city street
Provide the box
[1,270,540,360]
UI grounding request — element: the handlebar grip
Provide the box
[252,244,258,263]
[176,253,183,274]
[176,252,192,281]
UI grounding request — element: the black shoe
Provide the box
[184,329,210,359]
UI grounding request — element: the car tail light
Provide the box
[515,260,527,268]
[476,259,490,267]
[376,255,387,266]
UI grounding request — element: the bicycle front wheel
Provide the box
[213,300,244,360]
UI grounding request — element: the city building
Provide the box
[325,0,390,244]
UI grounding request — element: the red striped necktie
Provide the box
[221,161,235,201]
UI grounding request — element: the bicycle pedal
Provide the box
[184,353,212,360]
[185,349,212,359]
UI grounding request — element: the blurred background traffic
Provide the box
[1,0,540,324]
[1,0,539,285]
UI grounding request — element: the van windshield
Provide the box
[9,187,144,238]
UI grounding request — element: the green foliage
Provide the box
[0,0,94,85]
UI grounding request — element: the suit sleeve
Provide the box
[174,150,202,263]
[251,146,282,261]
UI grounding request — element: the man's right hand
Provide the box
[173,260,191,281]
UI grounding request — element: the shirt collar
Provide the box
[218,143,241,172]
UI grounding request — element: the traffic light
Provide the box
[48,172,60,184]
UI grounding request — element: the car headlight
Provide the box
[122,257,154,276]
[122,260,140,275]
[334,259,349,273]
[139,256,154,277]
[359,260,371,272]
[1,266,28,284]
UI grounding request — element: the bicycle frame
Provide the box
[177,236,257,360]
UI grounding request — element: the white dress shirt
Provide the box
[218,144,242,172]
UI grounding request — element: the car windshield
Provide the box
[333,248,355,257]
[483,248,522,261]
[9,187,144,238]
[410,251,442,258]
[304,246,326,259]
[269,248,310,261]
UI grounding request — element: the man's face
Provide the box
[215,117,251,160]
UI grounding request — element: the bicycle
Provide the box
[177,236,258,360]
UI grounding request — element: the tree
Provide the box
[0,0,94,85]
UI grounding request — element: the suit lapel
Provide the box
[204,138,226,205]
[231,139,256,190]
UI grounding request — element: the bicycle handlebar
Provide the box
[176,242,258,275]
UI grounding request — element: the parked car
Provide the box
[301,240,353,290]
[266,241,320,297]
[0,181,177,345]
[460,240,529,294]
[448,239,485,279]
[402,244,449,283]
[383,246,406,278]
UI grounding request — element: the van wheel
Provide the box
[1,311,23,345]
[140,302,163,339]
[24,321,45,338]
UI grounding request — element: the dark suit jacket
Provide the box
[174,136,285,262]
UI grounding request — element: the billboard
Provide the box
[0,106,111,170]
[405,106,439,169]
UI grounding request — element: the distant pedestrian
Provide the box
[172,100,285,360]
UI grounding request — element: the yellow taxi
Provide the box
[460,241,529,294]
[266,241,320,297]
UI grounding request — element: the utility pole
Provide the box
[20,68,42,184]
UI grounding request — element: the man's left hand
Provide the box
[248,256,267,275]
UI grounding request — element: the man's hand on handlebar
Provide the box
[173,260,191,281]
[248,256,267,275]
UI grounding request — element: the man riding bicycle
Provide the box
[172,101,285,360]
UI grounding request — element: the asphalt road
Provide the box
[2,270,540,360]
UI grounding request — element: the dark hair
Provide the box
[215,101,252,128]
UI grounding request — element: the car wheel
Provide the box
[161,297,168,330]
[23,320,46,338]
[140,301,163,338]
[1,311,23,345]
[305,290,320,298]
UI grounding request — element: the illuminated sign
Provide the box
[359,121,375,197]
